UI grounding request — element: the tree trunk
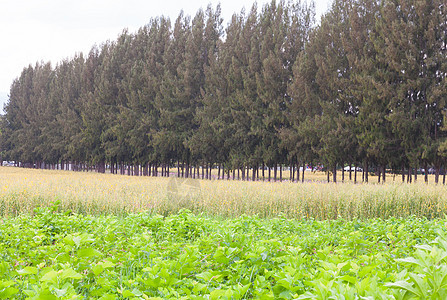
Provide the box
[98,161,106,174]
[401,163,405,183]
[362,167,365,182]
[268,167,271,182]
[414,167,417,182]
[364,161,368,183]
[274,164,277,182]
[382,165,386,183]
[332,164,337,183]
[424,162,428,183]
[253,165,256,181]
[378,166,381,183]
[435,165,440,184]
[302,162,305,183]
[354,164,357,184]
[279,165,282,182]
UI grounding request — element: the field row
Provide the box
[1,167,447,219]
[1,208,447,299]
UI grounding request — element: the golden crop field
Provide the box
[0,166,446,219]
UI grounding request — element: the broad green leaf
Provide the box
[279,290,293,299]
[438,267,447,288]
[98,294,117,300]
[60,268,83,280]
[77,247,102,258]
[92,264,104,276]
[122,290,135,297]
[337,262,350,271]
[102,260,115,269]
[210,289,226,300]
[192,282,207,293]
[395,257,424,268]
[63,235,75,247]
[385,281,421,297]
[0,287,19,298]
[297,292,317,299]
[213,247,229,264]
[40,270,58,283]
[131,288,143,296]
[409,273,427,297]
[35,288,58,300]
[0,262,10,275]
[52,287,68,297]
[359,265,377,277]
[56,253,71,262]
[0,280,16,289]
[414,245,433,252]
[233,283,251,297]
[196,271,213,282]
[340,275,357,284]
[17,266,38,275]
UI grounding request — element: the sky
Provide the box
[0,0,332,112]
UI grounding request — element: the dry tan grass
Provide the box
[0,166,446,219]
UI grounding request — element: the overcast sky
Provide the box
[0,0,332,112]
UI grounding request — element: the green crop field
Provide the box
[1,167,447,299]
[2,208,447,299]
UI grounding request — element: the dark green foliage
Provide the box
[1,0,447,182]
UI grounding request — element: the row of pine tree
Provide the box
[1,0,447,183]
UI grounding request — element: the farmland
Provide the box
[0,167,446,219]
[2,167,447,298]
